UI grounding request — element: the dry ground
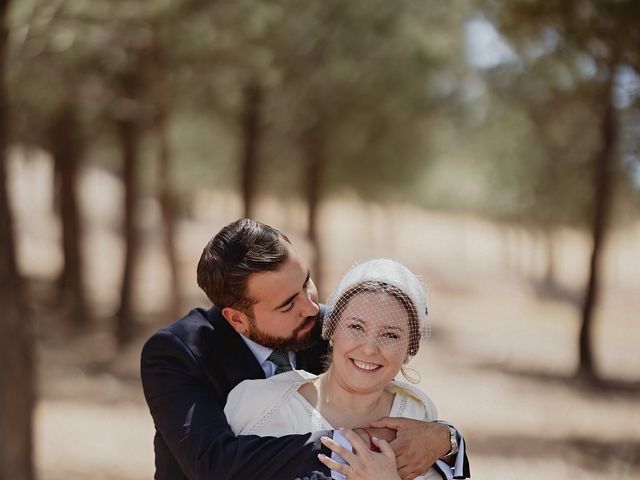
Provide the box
[10,158,640,479]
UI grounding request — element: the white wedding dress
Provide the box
[224,369,441,480]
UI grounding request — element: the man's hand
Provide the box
[352,426,397,448]
[369,418,449,480]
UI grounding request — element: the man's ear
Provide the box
[221,306,250,335]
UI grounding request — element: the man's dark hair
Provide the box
[197,218,291,311]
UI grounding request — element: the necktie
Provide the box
[267,350,293,375]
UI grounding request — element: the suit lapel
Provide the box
[203,306,329,392]
[205,309,265,394]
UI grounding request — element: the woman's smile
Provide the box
[350,358,383,372]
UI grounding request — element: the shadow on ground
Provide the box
[471,433,640,473]
[479,361,640,397]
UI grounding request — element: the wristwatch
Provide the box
[440,423,458,459]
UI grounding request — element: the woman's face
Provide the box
[330,291,410,394]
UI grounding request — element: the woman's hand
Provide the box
[318,428,401,480]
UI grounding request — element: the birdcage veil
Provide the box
[323,259,430,363]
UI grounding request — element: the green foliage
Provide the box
[258,0,469,202]
[466,0,640,227]
[5,0,639,226]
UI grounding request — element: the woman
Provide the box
[224,259,439,480]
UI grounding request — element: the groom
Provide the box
[141,218,469,480]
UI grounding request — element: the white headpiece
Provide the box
[323,259,430,359]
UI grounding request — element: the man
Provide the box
[141,218,469,480]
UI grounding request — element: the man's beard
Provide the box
[246,315,321,351]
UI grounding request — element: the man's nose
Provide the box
[301,294,319,317]
[307,278,319,305]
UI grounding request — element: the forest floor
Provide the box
[33,271,640,480]
[12,161,640,480]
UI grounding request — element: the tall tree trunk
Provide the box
[115,72,142,346]
[0,0,36,477]
[302,124,325,296]
[153,97,180,321]
[577,68,619,382]
[150,35,180,321]
[241,82,263,219]
[542,225,556,290]
[50,102,89,328]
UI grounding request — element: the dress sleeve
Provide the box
[390,381,439,421]
[225,370,329,436]
[225,376,292,434]
[389,382,470,480]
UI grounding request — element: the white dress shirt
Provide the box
[239,334,297,376]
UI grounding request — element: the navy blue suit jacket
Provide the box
[141,307,332,480]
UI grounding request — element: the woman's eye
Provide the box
[382,332,400,340]
[347,323,364,332]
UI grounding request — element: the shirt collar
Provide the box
[239,334,297,372]
[239,334,273,366]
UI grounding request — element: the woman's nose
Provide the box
[360,334,379,354]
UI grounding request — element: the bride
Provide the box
[224,259,443,480]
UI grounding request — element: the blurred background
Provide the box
[1,0,639,479]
